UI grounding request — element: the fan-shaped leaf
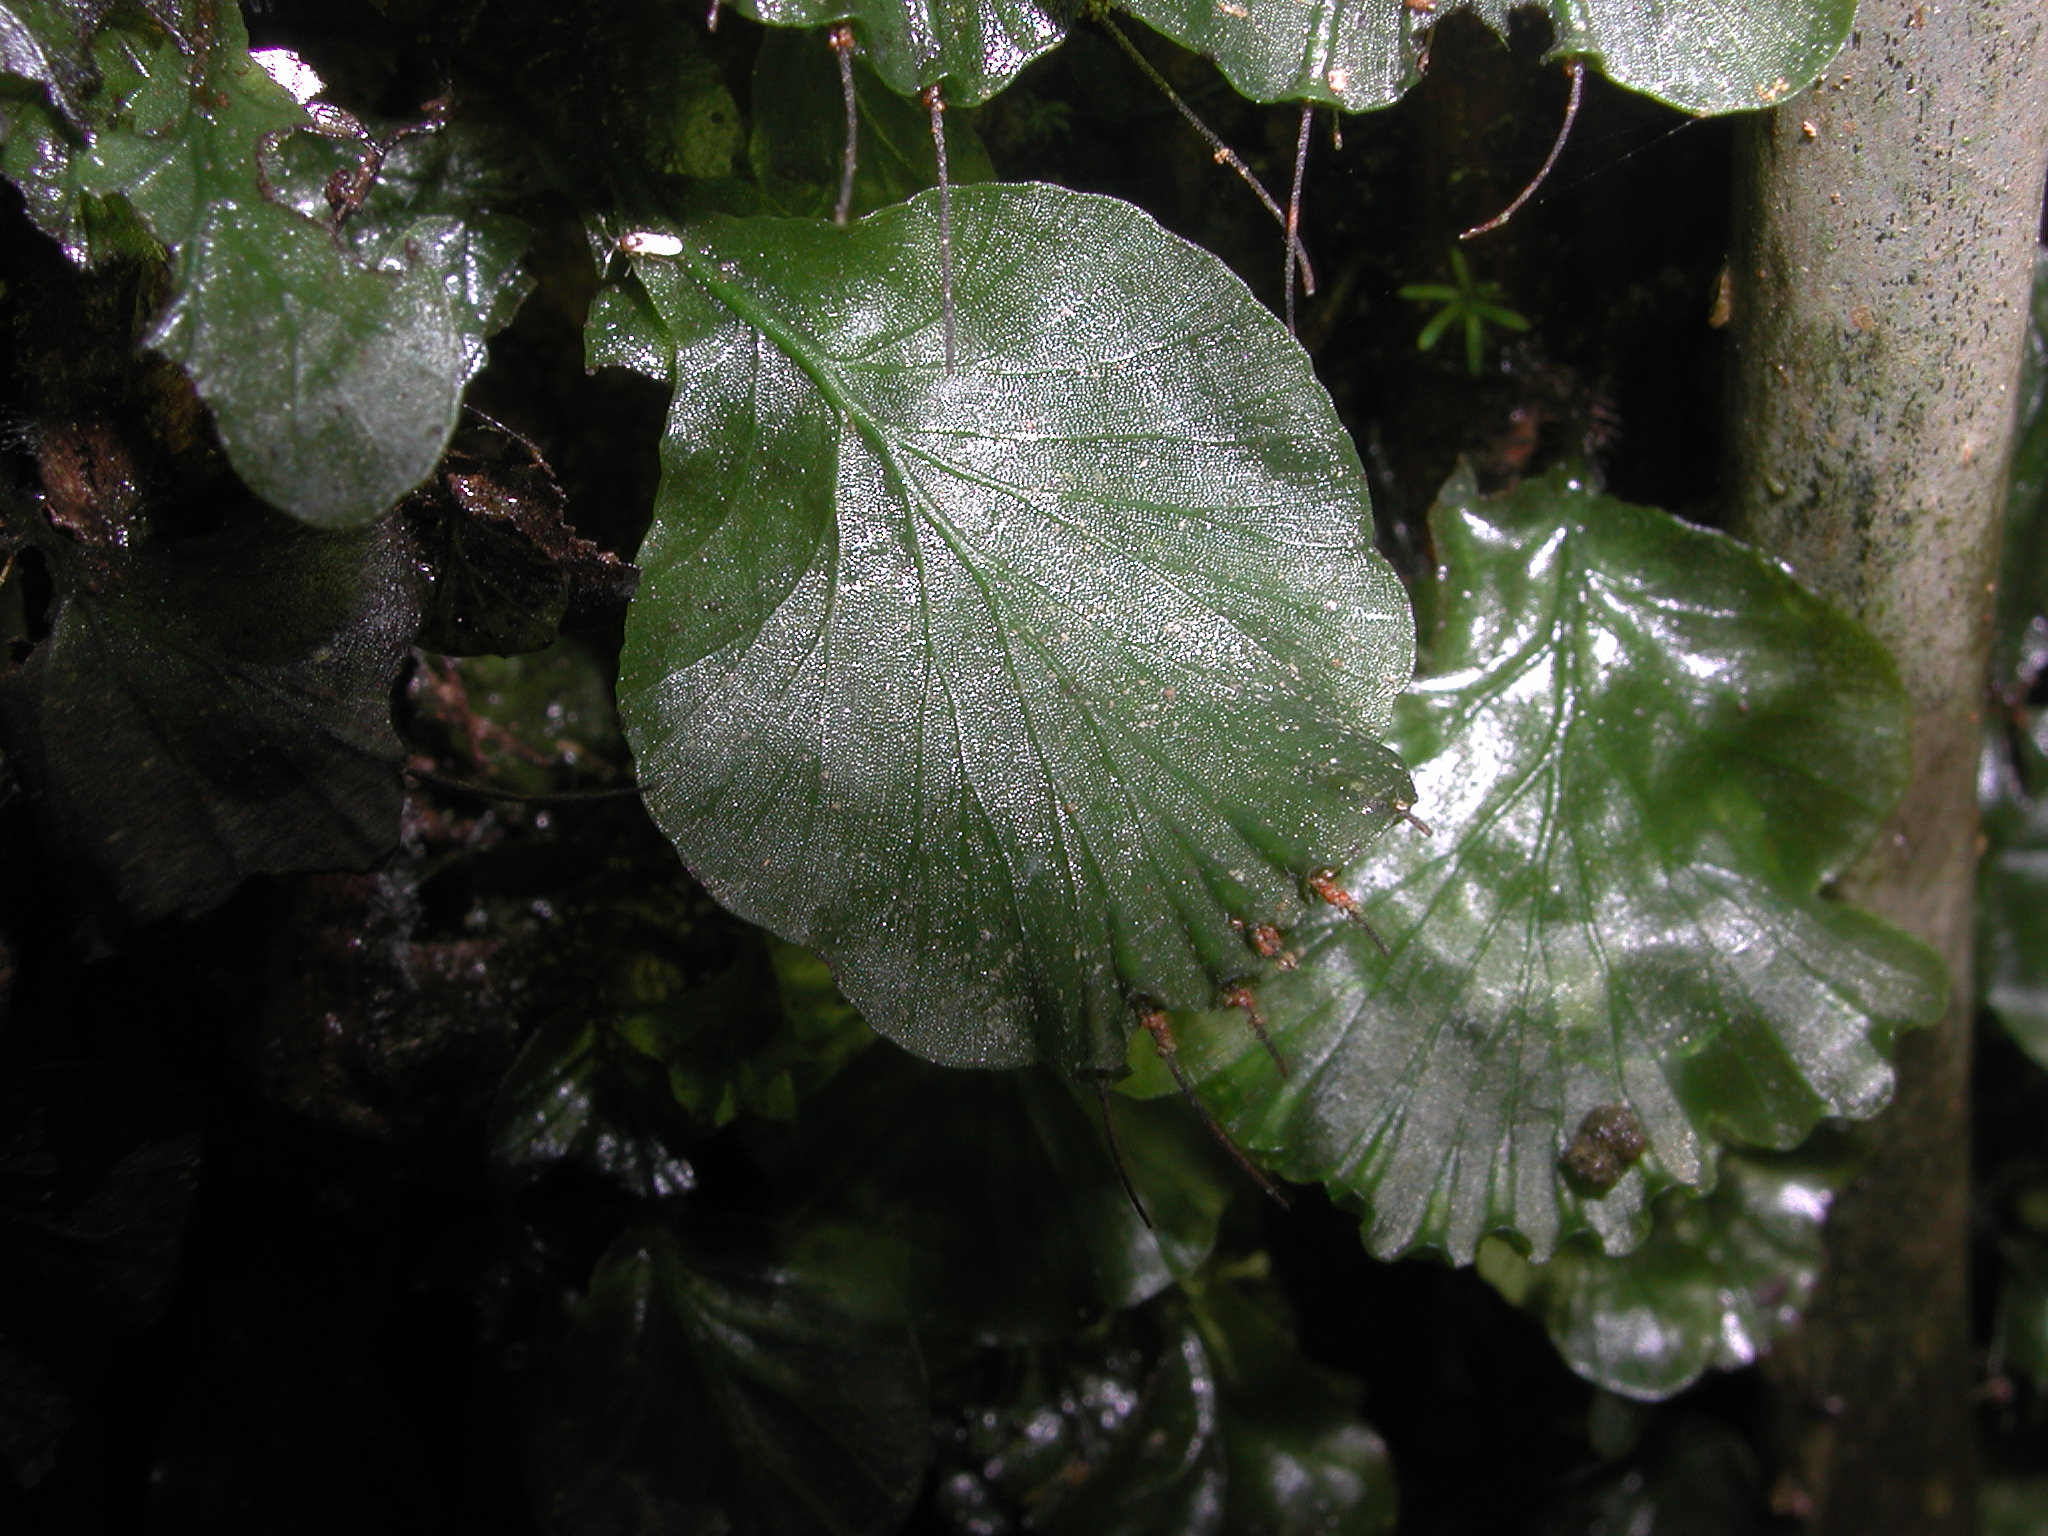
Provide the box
[0,505,419,926]
[1153,468,1941,1261]
[611,183,1414,1075]
[1118,0,1854,115]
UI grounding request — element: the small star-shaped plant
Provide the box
[1398,247,1531,375]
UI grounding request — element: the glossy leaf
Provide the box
[529,1221,927,1536]
[1,10,522,526]
[612,183,1414,1075]
[733,0,1064,107]
[0,0,95,125]
[1479,1148,1841,1400]
[0,504,419,926]
[1119,0,1855,115]
[1156,468,1941,1262]
[768,1043,1236,1341]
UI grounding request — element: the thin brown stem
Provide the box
[829,25,859,225]
[1460,57,1583,241]
[1138,1005,1291,1206]
[1219,982,1289,1076]
[922,83,956,375]
[1307,869,1390,954]
[1284,104,1313,335]
[1096,15,1315,295]
[1095,1080,1154,1228]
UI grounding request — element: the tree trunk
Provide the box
[1723,3,2048,1531]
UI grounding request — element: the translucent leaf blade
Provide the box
[733,0,1065,106]
[1118,0,1855,115]
[612,183,1415,1074]
[1165,469,1942,1262]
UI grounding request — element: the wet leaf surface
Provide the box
[0,8,528,526]
[735,0,1065,106]
[1157,468,1941,1261]
[929,1275,1392,1535]
[1120,0,1856,114]
[610,183,1414,1074]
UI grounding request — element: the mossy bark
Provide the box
[1724,3,2048,1530]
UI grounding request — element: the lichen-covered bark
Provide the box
[1724,3,2048,1531]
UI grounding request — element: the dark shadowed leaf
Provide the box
[0,504,419,926]
[405,422,636,657]
[1984,256,2048,1066]
[488,1015,700,1199]
[1192,1273,1397,1535]
[1529,1413,1760,1536]
[1981,708,2048,1070]
[928,1277,1390,1534]
[931,1300,1227,1536]
[1152,468,1940,1261]
[528,1220,927,1536]
[1480,1147,1842,1400]
[609,184,1414,1075]
[1986,1172,2048,1394]
[1990,251,2048,695]
[1120,0,1855,114]
[766,1043,1236,1341]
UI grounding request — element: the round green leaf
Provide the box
[1118,0,1855,115]
[152,199,467,528]
[1161,468,1943,1262]
[614,184,1414,1075]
